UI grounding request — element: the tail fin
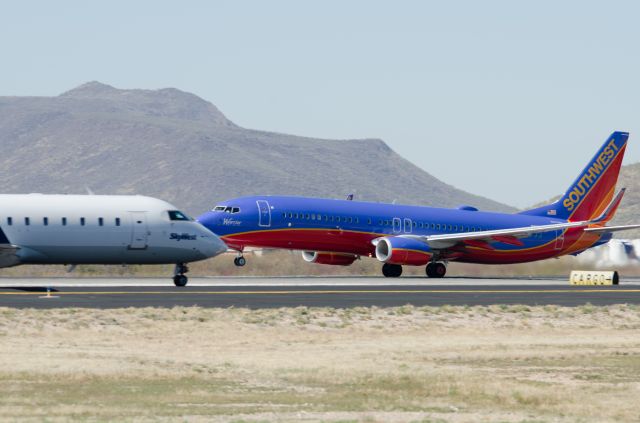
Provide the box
[521,131,628,221]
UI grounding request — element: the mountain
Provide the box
[609,163,640,237]
[0,81,514,215]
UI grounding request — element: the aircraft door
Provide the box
[129,211,148,249]
[392,217,402,234]
[404,218,413,234]
[554,230,565,250]
[257,200,271,227]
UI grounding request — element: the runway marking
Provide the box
[0,289,639,296]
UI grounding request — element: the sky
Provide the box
[1,0,639,208]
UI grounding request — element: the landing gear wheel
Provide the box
[234,256,246,267]
[426,262,446,278]
[382,263,403,278]
[173,263,189,287]
[173,274,188,287]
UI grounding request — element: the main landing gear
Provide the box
[382,263,403,277]
[381,262,447,278]
[173,263,189,287]
[426,262,447,278]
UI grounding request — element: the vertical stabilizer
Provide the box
[520,131,628,221]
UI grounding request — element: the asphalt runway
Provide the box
[0,277,639,308]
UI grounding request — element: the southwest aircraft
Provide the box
[198,132,640,278]
[0,195,227,286]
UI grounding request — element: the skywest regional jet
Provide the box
[0,195,227,285]
[198,132,639,278]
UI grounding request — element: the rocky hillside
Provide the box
[0,82,513,215]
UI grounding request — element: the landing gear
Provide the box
[426,262,446,278]
[173,263,189,287]
[382,263,403,277]
[234,256,246,267]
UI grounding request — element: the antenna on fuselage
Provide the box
[346,193,354,201]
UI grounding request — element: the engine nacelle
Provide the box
[302,251,358,266]
[375,237,432,266]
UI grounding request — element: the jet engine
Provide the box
[375,237,432,266]
[302,251,358,266]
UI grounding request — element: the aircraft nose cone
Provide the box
[201,232,228,258]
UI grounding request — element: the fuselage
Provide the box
[198,195,611,264]
[0,194,227,267]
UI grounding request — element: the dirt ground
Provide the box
[1,305,640,422]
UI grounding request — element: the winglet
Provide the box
[591,188,625,224]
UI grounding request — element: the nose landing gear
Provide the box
[233,255,246,267]
[173,263,189,287]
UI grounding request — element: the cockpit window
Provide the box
[168,210,191,221]
[213,205,241,214]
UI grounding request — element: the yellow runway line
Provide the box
[0,289,639,296]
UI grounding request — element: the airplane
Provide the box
[0,194,228,286]
[197,131,640,278]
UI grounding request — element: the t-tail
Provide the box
[520,131,629,221]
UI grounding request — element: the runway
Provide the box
[1,276,639,308]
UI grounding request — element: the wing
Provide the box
[403,220,589,250]
[584,224,640,234]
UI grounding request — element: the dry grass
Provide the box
[1,305,640,422]
[2,249,640,278]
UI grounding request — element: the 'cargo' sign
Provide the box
[569,270,619,285]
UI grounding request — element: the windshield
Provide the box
[212,205,241,214]
[168,210,192,221]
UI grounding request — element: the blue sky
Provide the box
[2,1,639,207]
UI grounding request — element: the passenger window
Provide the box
[356,217,359,224]
[448,225,452,231]
[368,218,372,225]
[25,217,30,226]
[324,215,329,221]
[43,217,48,226]
[62,217,67,226]
[348,217,352,223]
[305,214,310,219]
[7,217,12,226]
[378,220,383,225]
[436,224,441,230]
[337,217,341,222]
[80,217,85,226]
[168,210,191,221]
[431,223,435,229]
[311,214,316,220]
[98,217,104,226]
[115,218,121,226]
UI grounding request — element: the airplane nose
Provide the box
[197,225,228,258]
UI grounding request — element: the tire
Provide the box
[433,262,446,278]
[234,257,246,267]
[426,262,446,278]
[173,275,188,287]
[426,263,434,277]
[382,263,402,277]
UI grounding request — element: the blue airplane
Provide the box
[198,132,639,278]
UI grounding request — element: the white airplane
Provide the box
[0,194,227,286]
